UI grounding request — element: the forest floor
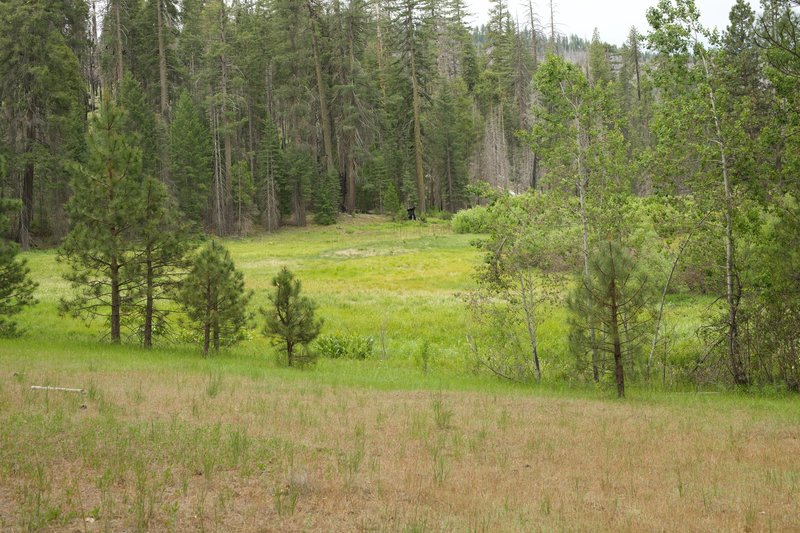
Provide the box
[1,216,798,531]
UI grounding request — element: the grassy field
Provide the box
[1,216,799,531]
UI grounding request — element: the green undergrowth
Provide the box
[0,216,778,403]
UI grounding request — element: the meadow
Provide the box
[1,216,798,531]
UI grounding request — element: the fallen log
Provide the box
[31,385,85,394]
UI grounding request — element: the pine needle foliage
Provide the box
[177,240,252,355]
[262,267,323,367]
[569,240,655,397]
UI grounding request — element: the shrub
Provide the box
[451,206,492,234]
[317,333,375,360]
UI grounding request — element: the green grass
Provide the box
[2,217,799,531]
[0,215,760,397]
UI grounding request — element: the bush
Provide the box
[451,206,492,234]
[317,333,375,360]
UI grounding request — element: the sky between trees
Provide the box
[466,0,758,44]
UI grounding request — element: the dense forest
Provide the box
[1,0,799,393]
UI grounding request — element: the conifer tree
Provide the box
[177,240,251,355]
[315,170,341,225]
[256,117,285,231]
[59,97,143,343]
[569,240,654,397]
[120,72,160,180]
[0,199,37,337]
[262,267,323,367]
[169,91,212,227]
[389,0,434,213]
[0,0,87,249]
[127,177,194,348]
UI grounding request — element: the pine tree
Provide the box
[389,0,434,213]
[177,240,251,355]
[169,91,212,227]
[262,267,323,367]
[126,177,194,348]
[119,72,160,180]
[59,97,143,343]
[315,169,341,225]
[256,117,285,231]
[0,199,37,336]
[569,240,654,397]
[0,0,87,248]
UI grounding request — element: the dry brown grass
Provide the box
[1,367,799,532]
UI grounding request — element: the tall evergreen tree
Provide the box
[256,117,286,231]
[120,72,160,180]
[0,0,87,248]
[59,97,143,343]
[169,91,212,227]
[389,0,434,212]
[127,177,193,348]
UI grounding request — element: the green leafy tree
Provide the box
[468,192,575,382]
[59,97,143,343]
[262,267,323,367]
[0,199,37,336]
[530,54,631,381]
[647,0,757,385]
[177,240,252,355]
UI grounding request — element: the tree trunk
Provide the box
[113,0,124,89]
[203,282,211,356]
[110,257,121,343]
[410,43,426,213]
[608,243,625,398]
[700,53,748,386]
[210,106,225,234]
[346,155,356,214]
[89,0,100,111]
[572,113,600,383]
[143,252,153,348]
[528,0,538,69]
[446,144,454,212]
[519,270,541,381]
[286,341,294,367]
[156,0,169,117]
[308,2,336,176]
[217,3,232,235]
[19,121,34,250]
[293,181,306,227]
